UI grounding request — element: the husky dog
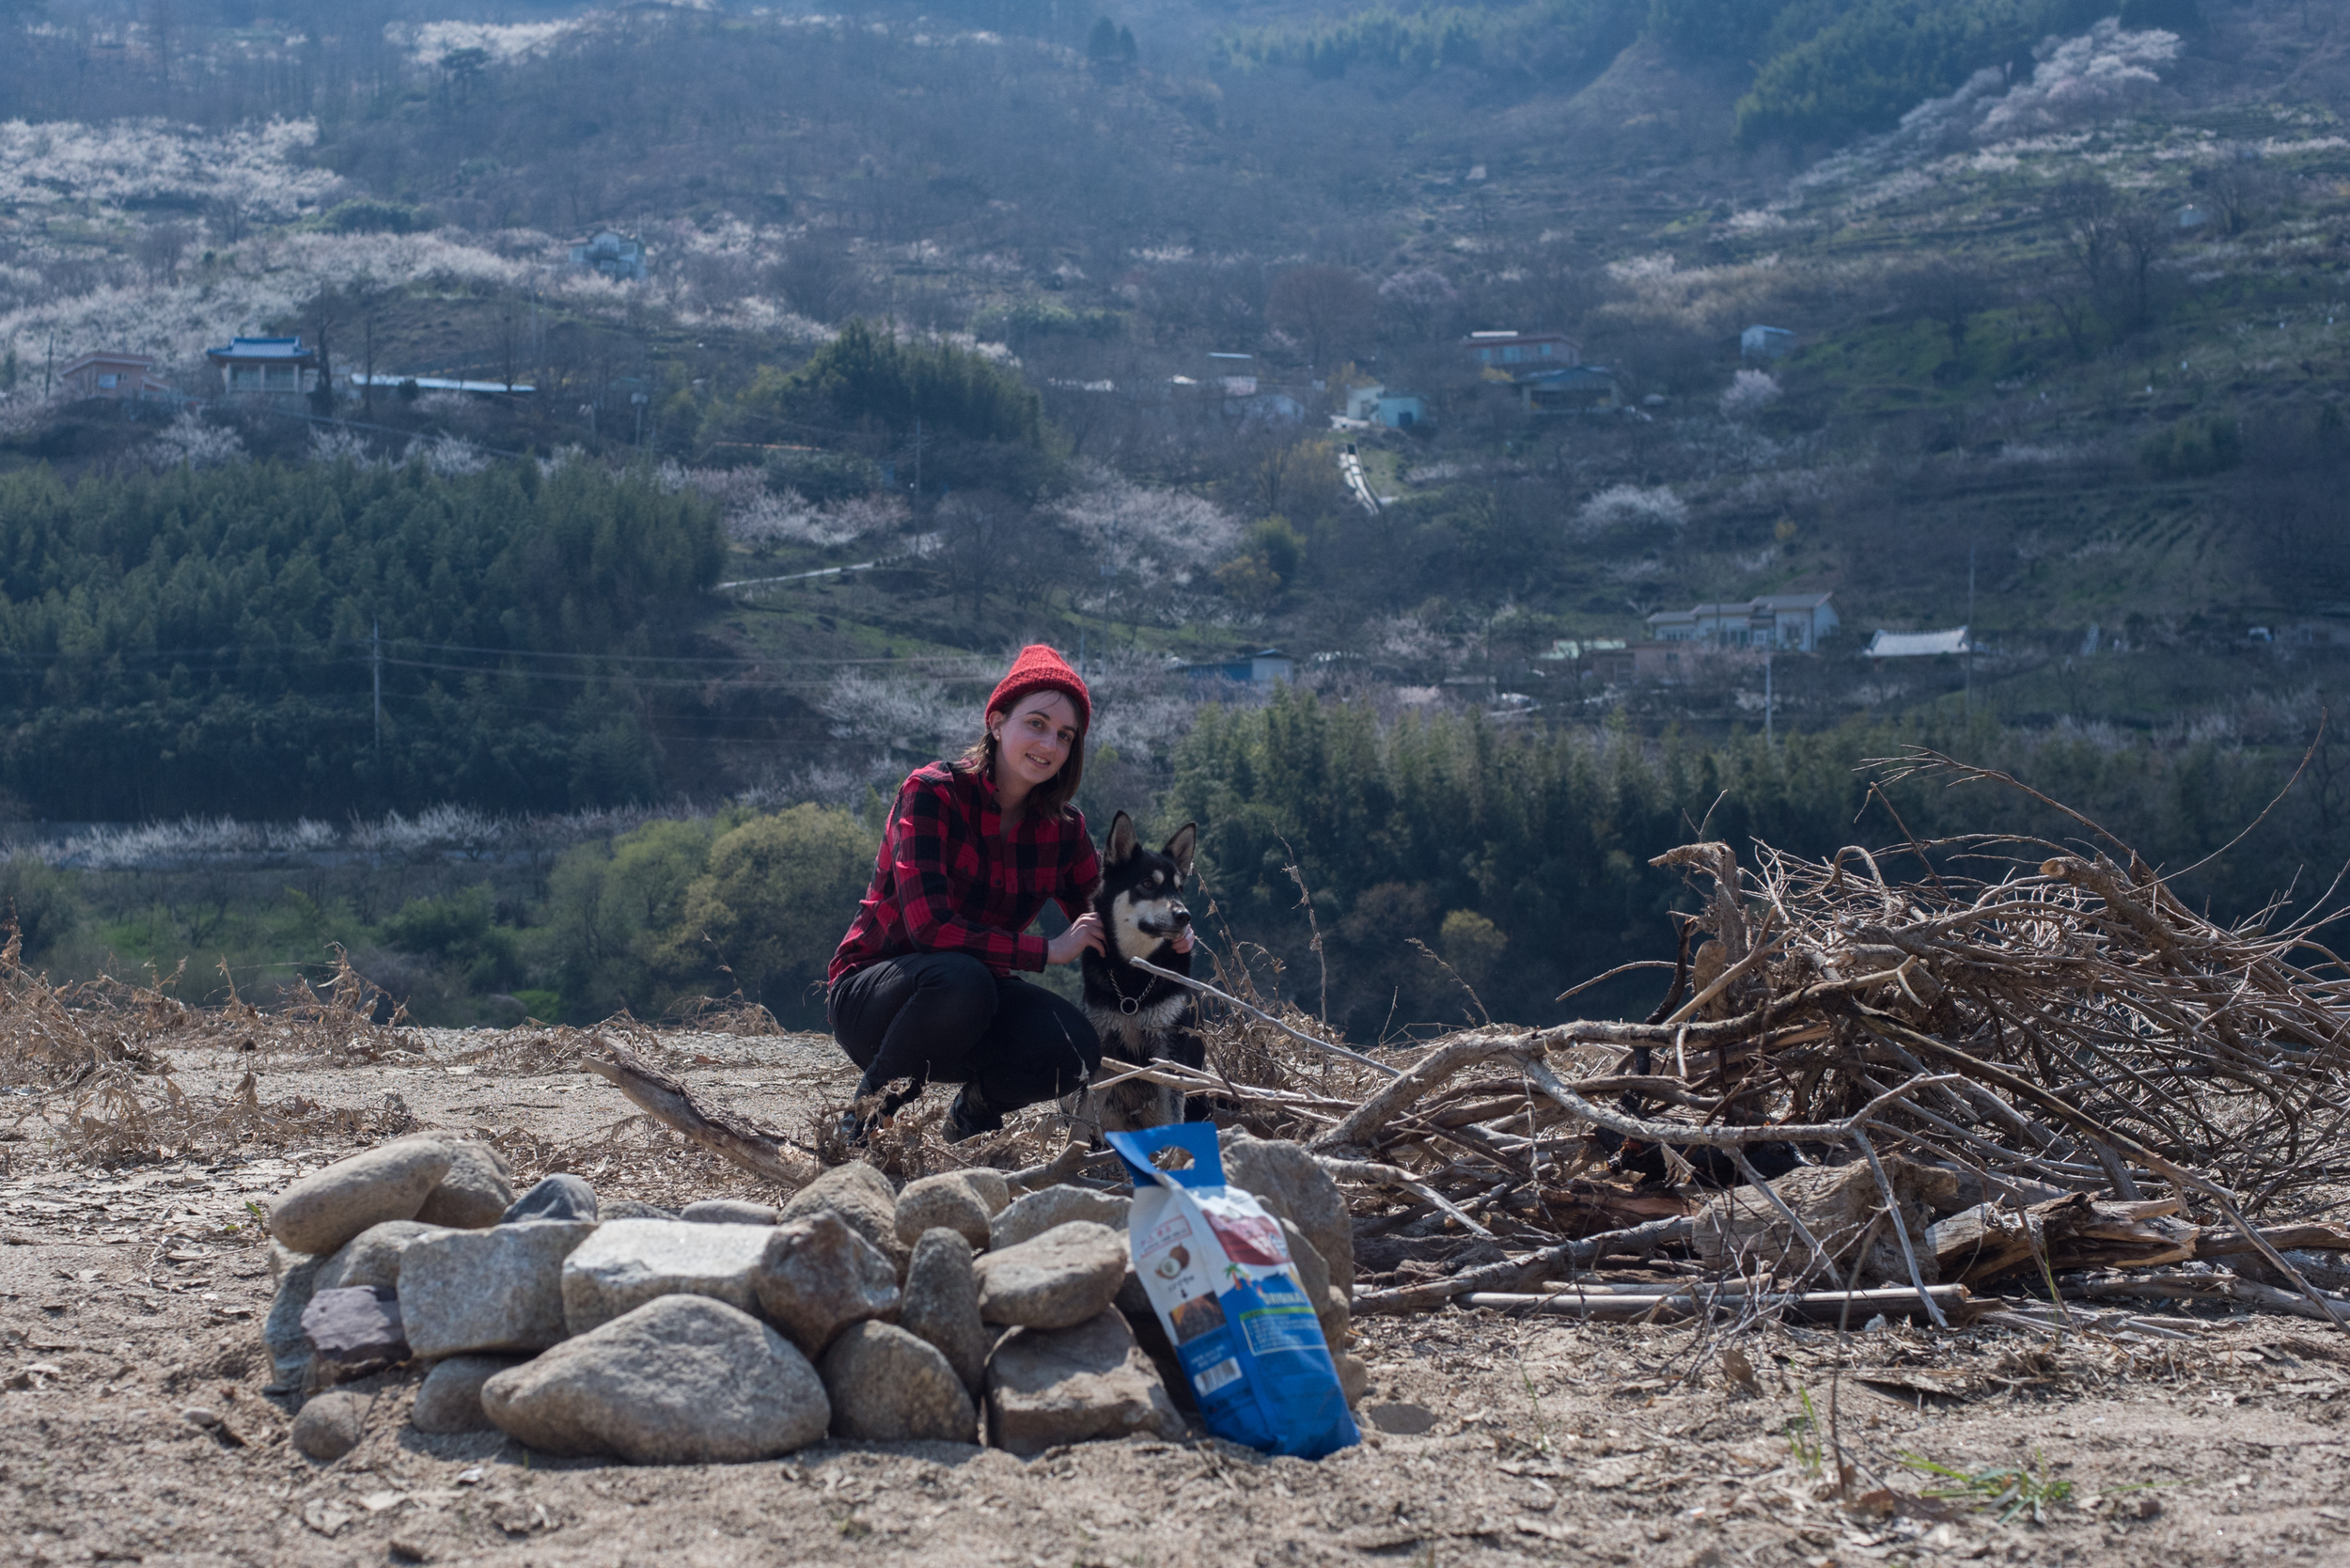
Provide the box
[1073,811,1203,1135]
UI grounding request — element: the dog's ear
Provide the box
[1163,823,1198,878]
[1106,810,1137,864]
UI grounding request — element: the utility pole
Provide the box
[371,619,382,753]
[1966,541,1978,714]
[912,415,923,498]
[1763,650,1774,745]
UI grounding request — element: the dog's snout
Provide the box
[1171,905,1192,928]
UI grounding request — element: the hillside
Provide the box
[0,0,2346,1027]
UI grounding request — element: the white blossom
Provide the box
[1574,484,1686,536]
[1979,23,2179,143]
[1719,369,1782,419]
[1052,464,1241,575]
[309,427,378,464]
[816,670,964,750]
[149,411,246,470]
[407,432,490,478]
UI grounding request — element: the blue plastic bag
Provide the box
[1107,1122,1360,1460]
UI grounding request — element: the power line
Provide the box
[379,655,872,692]
[0,638,982,674]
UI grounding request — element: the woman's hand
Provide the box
[1047,913,1105,965]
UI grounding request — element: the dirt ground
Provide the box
[7,1027,2350,1568]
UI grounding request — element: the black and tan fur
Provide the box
[1072,811,1202,1136]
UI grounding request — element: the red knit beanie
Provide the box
[986,644,1091,733]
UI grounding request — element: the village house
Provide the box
[204,337,321,397]
[1741,324,1797,360]
[57,351,171,401]
[1462,330,1579,370]
[1177,648,1294,686]
[1646,591,1839,651]
[1221,380,1308,423]
[569,229,648,281]
[1459,331,1614,414]
[1339,382,1429,429]
[1516,364,1621,414]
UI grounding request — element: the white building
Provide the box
[1340,382,1429,429]
[569,229,648,281]
[204,336,321,397]
[1741,325,1796,360]
[1646,592,1839,651]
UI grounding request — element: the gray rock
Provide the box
[263,1249,328,1393]
[414,1140,516,1230]
[680,1199,780,1226]
[900,1228,990,1393]
[501,1173,598,1224]
[985,1309,1184,1458]
[561,1218,774,1335]
[974,1221,1126,1329]
[268,1142,452,1257]
[962,1168,1011,1217]
[316,1219,446,1294]
[753,1212,900,1356]
[479,1295,828,1464]
[894,1173,992,1251]
[300,1287,407,1368]
[411,1355,525,1435]
[820,1322,977,1443]
[989,1185,1129,1251]
[779,1163,906,1273]
[400,1220,599,1357]
[290,1390,368,1462]
[1218,1129,1353,1302]
[1275,1216,1350,1357]
[601,1200,680,1221]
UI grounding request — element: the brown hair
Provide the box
[957,691,1087,822]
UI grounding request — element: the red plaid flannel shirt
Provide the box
[828,762,1101,985]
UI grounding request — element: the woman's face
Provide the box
[992,691,1081,793]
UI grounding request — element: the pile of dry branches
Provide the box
[0,939,444,1164]
[1104,752,2350,1333]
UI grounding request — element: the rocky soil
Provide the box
[5,1027,2349,1567]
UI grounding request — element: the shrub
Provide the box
[316,199,430,235]
[0,854,81,963]
[384,884,521,990]
[1438,908,1507,989]
[1734,0,2109,146]
[744,319,1043,448]
[2140,416,2241,479]
[535,818,720,1020]
[661,806,874,1017]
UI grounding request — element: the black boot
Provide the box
[942,1083,1003,1143]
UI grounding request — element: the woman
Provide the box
[827,644,1188,1142]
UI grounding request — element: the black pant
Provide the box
[828,951,1101,1124]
